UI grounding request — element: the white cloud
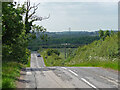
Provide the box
[14,1,117,32]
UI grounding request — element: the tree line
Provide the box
[28,32,100,50]
[2,1,47,64]
[98,30,115,40]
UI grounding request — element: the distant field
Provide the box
[39,32,119,71]
[29,31,100,51]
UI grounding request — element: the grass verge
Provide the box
[26,55,31,67]
[65,60,118,71]
[2,61,25,88]
[41,49,119,71]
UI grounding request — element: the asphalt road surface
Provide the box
[23,52,119,89]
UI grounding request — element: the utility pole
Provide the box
[64,43,67,59]
[61,43,67,59]
[64,43,70,59]
[65,45,66,59]
[62,27,71,59]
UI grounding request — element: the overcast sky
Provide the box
[17,0,118,32]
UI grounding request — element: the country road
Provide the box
[20,52,119,89]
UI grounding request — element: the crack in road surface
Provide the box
[24,52,118,89]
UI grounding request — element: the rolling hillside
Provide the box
[65,32,119,70]
[41,31,119,70]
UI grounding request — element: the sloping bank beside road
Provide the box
[40,32,119,71]
[2,55,31,88]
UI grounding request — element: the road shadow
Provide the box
[25,67,56,72]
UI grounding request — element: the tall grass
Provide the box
[2,62,25,88]
[65,33,119,70]
[65,59,118,70]
[40,33,119,71]
[40,48,76,66]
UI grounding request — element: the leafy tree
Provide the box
[28,32,100,50]
[99,30,104,40]
[2,2,23,60]
[30,24,47,41]
[47,49,60,56]
[2,2,30,63]
[2,2,24,45]
[110,30,115,36]
[104,30,110,37]
[99,30,111,41]
[24,0,50,34]
[2,1,49,63]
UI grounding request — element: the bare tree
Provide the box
[24,0,50,33]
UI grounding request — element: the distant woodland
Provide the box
[28,31,100,50]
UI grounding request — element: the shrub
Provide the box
[47,49,60,56]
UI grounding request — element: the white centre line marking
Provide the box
[35,55,40,68]
[107,76,118,82]
[27,72,32,75]
[81,78,97,89]
[68,69,78,76]
[100,76,118,85]
[61,67,67,70]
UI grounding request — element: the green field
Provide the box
[39,32,119,71]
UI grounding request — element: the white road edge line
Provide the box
[100,76,118,85]
[107,76,118,82]
[26,71,32,75]
[81,78,97,89]
[61,67,67,70]
[68,70,78,76]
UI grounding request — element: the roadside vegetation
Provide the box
[2,62,25,88]
[2,1,47,88]
[39,48,76,66]
[40,31,119,71]
[2,1,119,88]
[68,30,119,70]
[40,49,64,66]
